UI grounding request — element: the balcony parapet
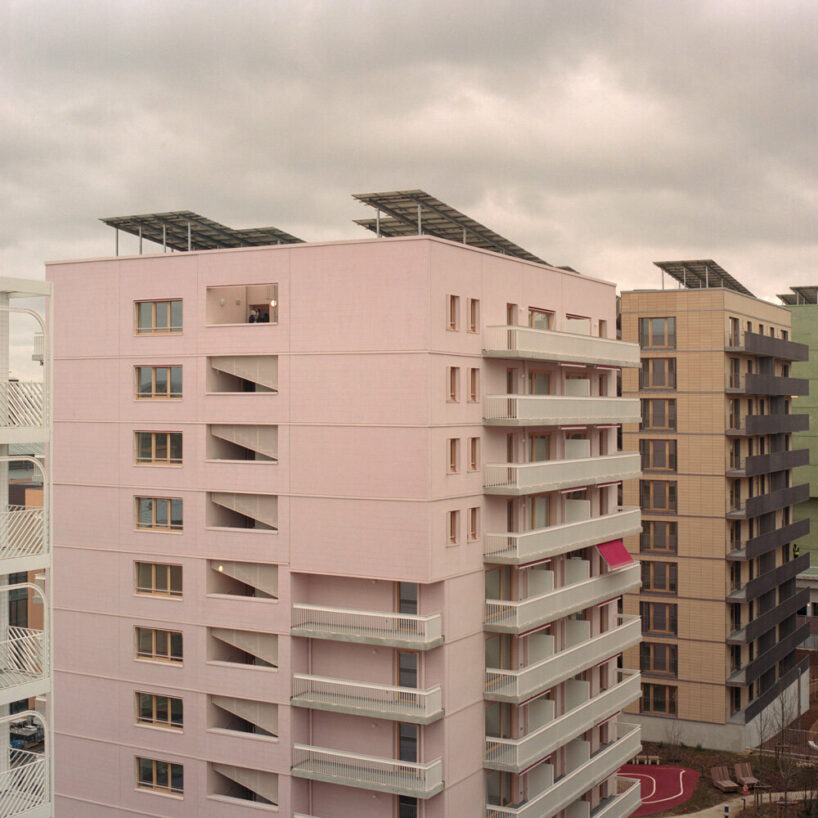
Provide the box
[591,779,642,818]
[726,623,809,687]
[484,395,641,427]
[727,588,808,645]
[291,674,443,724]
[728,414,809,436]
[0,626,48,707]
[484,670,640,772]
[0,746,47,817]
[291,743,443,799]
[484,723,641,818]
[726,331,809,362]
[484,453,640,496]
[483,326,640,369]
[727,519,810,562]
[726,373,808,396]
[0,382,47,443]
[485,616,641,703]
[484,508,641,565]
[727,449,809,478]
[485,564,640,634]
[291,604,443,650]
[727,484,810,520]
[727,553,810,603]
[0,506,48,572]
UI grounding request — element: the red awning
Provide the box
[596,539,634,570]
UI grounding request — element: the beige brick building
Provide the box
[620,266,811,750]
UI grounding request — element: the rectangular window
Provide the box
[469,368,480,402]
[136,497,183,531]
[640,643,678,677]
[448,295,459,331]
[448,438,460,473]
[640,521,677,553]
[530,434,551,462]
[528,309,552,330]
[135,562,182,597]
[468,299,480,333]
[639,602,678,635]
[530,495,550,529]
[136,692,183,729]
[639,440,677,471]
[640,481,677,513]
[468,507,480,541]
[638,317,676,349]
[448,367,460,402]
[135,432,183,465]
[641,400,677,431]
[136,300,183,334]
[448,510,459,545]
[640,683,678,716]
[136,627,183,663]
[641,561,678,593]
[135,366,182,399]
[136,757,184,795]
[639,358,676,389]
[469,437,480,471]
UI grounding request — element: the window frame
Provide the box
[640,683,678,716]
[136,692,184,730]
[640,480,678,513]
[468,298,480,333]
[135,562,183,597]
[528,308,553,330]
[639,357,677,390]
[640,643,678,677]
[640,520,678,554]
[135,497,183,531]
[447,295,460,331]
[135,366,183,400]
[135,431,183,465]
[447,438,460,474]
[447,367,460,402]
[136,756,184,796]
[469,368,480,402]
[135,627,183,664]
[639,602,678,636]
[641,560,678,594]
[135,300,183,335]
[447,510,459,545]
[468,506,480,541]
[639,439,677,472]
[468,437,480,471]
[638,317,676,349]
[640,399,677,431]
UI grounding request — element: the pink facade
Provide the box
[49,235,643,817]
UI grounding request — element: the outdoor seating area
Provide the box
[711,765,739,792]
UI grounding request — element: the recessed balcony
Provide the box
[0,382,47,444]
[484,508,641,565]
[485,616,641,703]
[484,395,641,427]
[485,670,640,773]
[291,674,443,724]
[485,563,640,634]
[0,626,48,707]
[291,604,443,650]
[482,326,640,369]
[484,453,640,496]
[484,723,641,818]
[291,744,443,799]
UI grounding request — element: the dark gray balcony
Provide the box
[728,588,809,645]
[727,518,810,561]
[728,483,810,519]
[726,623,809,687]
[727,413,809,436]
[727,553,810,604]
[727,449,809,478]
[741,656,810,723]
[742,332,809,362]
[726,374,808,397]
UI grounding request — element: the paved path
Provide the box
[685,789,813,818]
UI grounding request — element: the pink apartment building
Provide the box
[48,200,645,818]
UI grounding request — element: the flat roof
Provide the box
[352,190,549,266]
[100,211,304,252]
[778,286,818,305]
[653,259,754,297]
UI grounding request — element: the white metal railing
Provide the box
[0,382,45,429]
[0,627,45,689]
[483,326,640,368]
[485,564,641,633]
[485,723,641,818]
[484,671,641,772]
[0,748,47,817]
[483,395,641,425]
[291,744,443,798]
[484,507,641,564]
[291,604,443,648]
[292,674,443,721]
[0,507,46,562]
[485,616,641,702]
[484,453,640,493]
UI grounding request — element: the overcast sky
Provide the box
[2,0,816,310]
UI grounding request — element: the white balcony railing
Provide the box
[0,627,46,693]
[485,723,641,818]
[484,671,641,772]
[291,604,443,649]
[292,674,443,723]
[483,326,640,369]
[291,744,444,799]
[484,453,640,495]
[484,395,641,427]
[484,507,641,565]
[0,507,47,563]
[0,748,48,817]
[0,382,45,430]
[485,564,641,634]
[485,616,641,703]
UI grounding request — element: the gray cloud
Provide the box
[1,0,816,317]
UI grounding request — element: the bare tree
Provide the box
[664,717,683,763]
[754,701,773,775]
[771,685,799,805]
